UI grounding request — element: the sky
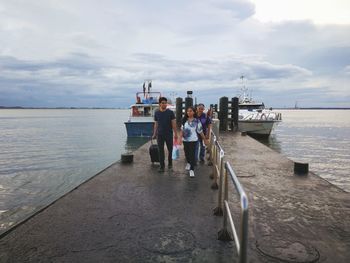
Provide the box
[0,0,349,108]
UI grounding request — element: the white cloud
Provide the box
[250,0,350,25]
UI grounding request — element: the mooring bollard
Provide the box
[294,162,309,175]
[175,97,183,129]
[219,96,229,131]
[121,153,134,164]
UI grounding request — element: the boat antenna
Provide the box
[148,80,152,92]
[240,75,248,101]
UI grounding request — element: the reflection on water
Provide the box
[253,134,282,153]
[253,110,350,193]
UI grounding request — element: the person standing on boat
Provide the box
[152,97,178,172]
[179,106,208,177]
[195,103,212,164]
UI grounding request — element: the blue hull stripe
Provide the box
[125,122,154,137]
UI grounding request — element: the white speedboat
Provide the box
[237,77,282,137]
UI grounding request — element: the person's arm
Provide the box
[171,119,178,141]
[152,121,158,139]
[200,132,209,145]
[206,123,212,139]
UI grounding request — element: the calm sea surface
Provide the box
[0,109,148,236]
[0,109,349,235]
[263,109,350,193]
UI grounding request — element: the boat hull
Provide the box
[124,121,154,137]
[238,120,280,137]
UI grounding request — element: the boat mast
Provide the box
[240,75,249,102]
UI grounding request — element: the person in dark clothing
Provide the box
[152,97,178,172]
[195,103,212,163]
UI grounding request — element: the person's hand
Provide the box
[204,138,209,145]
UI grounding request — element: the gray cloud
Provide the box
[0,1,349,108]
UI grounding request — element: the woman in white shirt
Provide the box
[179,106,208,177]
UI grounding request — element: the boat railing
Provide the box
[208,130,249,263]
[241,111,281,121]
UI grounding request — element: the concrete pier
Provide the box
[220,132,350,263]
[0,142,236,263]
[1,133,349,262]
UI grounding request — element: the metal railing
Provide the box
[208,130,249,263]
[208,131,225,191]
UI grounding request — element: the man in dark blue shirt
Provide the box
[153,97,178,172]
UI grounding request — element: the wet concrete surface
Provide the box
[0,142,236,263]
[220,132,350,263]
[1,133,349,262]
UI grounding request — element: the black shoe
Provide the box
[158,167,165,173]
[168,164,173,170]
[199,159,205,164]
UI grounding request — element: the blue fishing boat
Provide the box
[124,81,162,137]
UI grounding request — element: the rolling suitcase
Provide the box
[149,140,159,164]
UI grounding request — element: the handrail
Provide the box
[208,130,249,263]
[208,131,224,191]
[223,162,249,263]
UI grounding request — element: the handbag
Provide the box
[172,139,180,160]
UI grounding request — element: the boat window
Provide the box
[132,106,142,116]
[144,107,151,116]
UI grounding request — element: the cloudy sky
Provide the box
[0,0,349,108]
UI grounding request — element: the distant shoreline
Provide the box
[275,107,350,110]
[1,106,349,110]
[0,106,127,110]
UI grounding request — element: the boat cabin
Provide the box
[131,104,159,117]
[130,91,161,117]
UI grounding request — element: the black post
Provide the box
[219,97,228,131]
[176,97,183,129]
[185,91,193,110]
[229,98,233,131]
[232,97,239,131]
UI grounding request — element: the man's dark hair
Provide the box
[159,97,167,104]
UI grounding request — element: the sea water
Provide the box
[264,109,350,192]
[0,109,148,235]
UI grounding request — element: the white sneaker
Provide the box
[189,170,195,177]
[185,163,191,171]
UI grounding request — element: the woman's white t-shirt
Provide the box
[181,118,203,142]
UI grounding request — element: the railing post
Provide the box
[213,155,224,216]
[210,142,216,180]
[207,132,215,167]
[218,167,233,241]
[240,197,249,263]
[211,145,219,189]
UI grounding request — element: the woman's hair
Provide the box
[182,106,197,125]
